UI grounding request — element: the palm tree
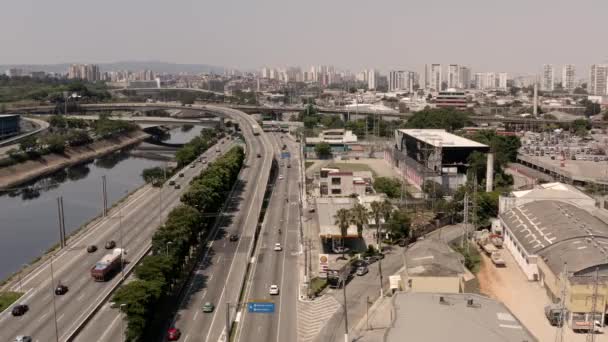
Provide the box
[369,201,383,251]
[334,208,351,260]
[349,203,369,238]
[380,199,393,241]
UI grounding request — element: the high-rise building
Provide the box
[498,73,508,91]
[561,64,576,91]
[5,68,24,77]
[458,66,471,89]
[68,64,100,81]
[447,64,459,89]
[541,64,554,91]
[367,69,378,90]
[388,70,407,92]
[589,64,608,96]
[426,64,442,90]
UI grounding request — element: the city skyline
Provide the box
[1,0,608,75]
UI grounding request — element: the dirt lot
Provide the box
[478,248,608,342]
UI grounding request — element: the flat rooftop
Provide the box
[500,200,608,275]
[315,197,359,238]
[398,129,488,148]
[405,238,465,277]
[386,292,537,342]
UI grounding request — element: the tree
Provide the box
[49,115,67,129]
[369,201,383,250]
[373,177,402,198]
[141,167,167,186]
[580,99,601,117]
[422,180,444,199]
[112,279,163,342]
[303,116,319,129]
[571,118,591,137]
[315,143,332,159]
[404,108,471,131]
[386,209,411,240]
[134,255,175,291]
[349,203,368,238]
[19,135,39,153]
[43,134,66,154]
[334,208,351,259]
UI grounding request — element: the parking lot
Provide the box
[478,247,608,342]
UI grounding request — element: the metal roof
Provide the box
[398,129,488,148]
[500,200,608,275]
[386,293,537,342]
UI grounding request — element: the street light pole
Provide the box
[166,241,172,256]
[342,278,349,342]
[49,255,60,342]
[119,199,125,280]
[119,303,126,342]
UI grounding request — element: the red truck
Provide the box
[91,248,124,281]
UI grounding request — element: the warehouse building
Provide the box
[498,186,608,329]
[0,114,20,139]
[385,129,490,192]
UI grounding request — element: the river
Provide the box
[0,125,207,281]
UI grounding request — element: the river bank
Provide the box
[0,130,149,190]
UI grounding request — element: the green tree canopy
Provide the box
[315,142,332,159]
[386,208,411,240]
[373,177,402,198]
[404,108,471,131]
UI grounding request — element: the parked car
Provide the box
[169,180,176,186]
[274,243,282,251]
[356,266,368,276]
[174,184,181,190]
[257,153,261,158]
[202,302,215,313]
[167,328,181,341]
[55,284,68,295]
[229,234,239,242]
[104,240,116,249]
[269,285,280,295]
[333,246,348,254]
[11,304,28,317]
[86,245,98,253]
[179,173,184,178]
[14,336,32,342]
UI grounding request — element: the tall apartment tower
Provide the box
[541,64,554,91]
[561,64,576,91]
[458,66,471,89]
[426,64,442,90]
[388,70,407,92]
[498,73,508,90]
[447,64,459,89]
[589,64,608,96]
[367,69,378,90]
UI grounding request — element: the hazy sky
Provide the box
[2,0,607,75]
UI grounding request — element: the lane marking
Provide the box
[193,311,199,321]
[97,311,123,342]
[57,313,65,322]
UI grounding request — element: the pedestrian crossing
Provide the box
[297,294,340,342]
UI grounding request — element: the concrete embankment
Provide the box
[0,130,149,190]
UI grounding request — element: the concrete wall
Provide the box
[406,276,463,293]
[502,218,539,281]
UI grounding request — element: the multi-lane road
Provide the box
[168,107,274,342]
[0,137,233,342]
[0,105,273,342]
[233,132,302,342]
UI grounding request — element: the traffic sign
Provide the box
[281,152,291,159]
[247,302,275,313]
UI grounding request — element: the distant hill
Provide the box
[0,61,225,75]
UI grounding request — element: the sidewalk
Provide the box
[350,295,394,342]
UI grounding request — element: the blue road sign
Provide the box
[247,302,275,313]
[281,152,291,159]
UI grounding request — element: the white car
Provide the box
[274,243,282,251]
[14,337,32,342]
[269,285,280,295]
[278,175,284,180]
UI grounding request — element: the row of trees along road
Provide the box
[112,146,245,342]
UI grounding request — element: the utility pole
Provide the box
[56,197,66,248]
[102,175,108,217]
[226,302,231,342]
[586,267,600,342]
[554,263,567,342]
[462,192,469,250]
[342,278,349,342]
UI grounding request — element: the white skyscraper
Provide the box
[589,64,608,96]
[427,64,442,90]
[498,73,508,90]
[458,66,471,89]
[561,64,576,91]
[542,64,554,91]
[388,70,407,92]
[367,69,378,90]
[447,64,459,89]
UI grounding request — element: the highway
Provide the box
[234,132,301,342]
[0,105,267,342]
[0,136,233,342]
[167,106,273,342]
